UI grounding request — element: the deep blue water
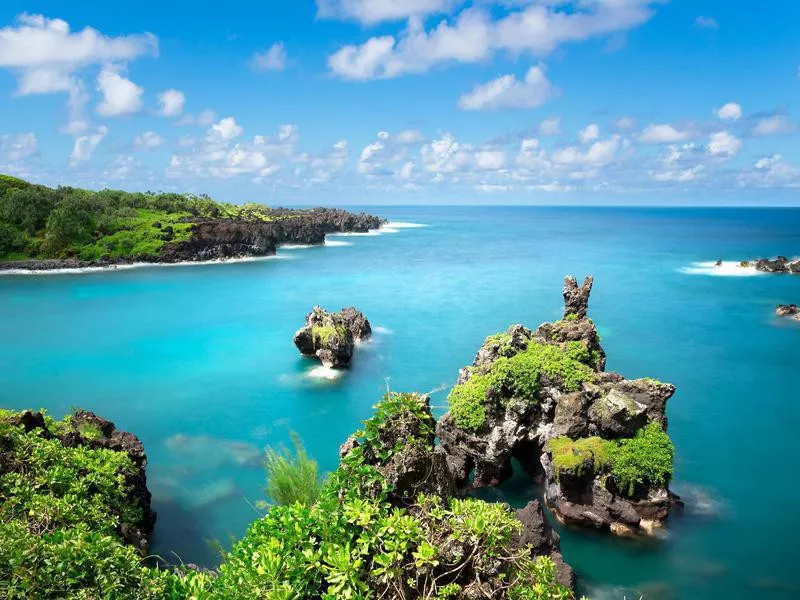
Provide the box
[1,207,799,599]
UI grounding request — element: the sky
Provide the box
[0,1,799,206]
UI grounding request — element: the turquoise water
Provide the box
[1,207,799,599]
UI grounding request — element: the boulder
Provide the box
[588,389,648,438]
[293,306,372,368]
[776,304,800,321]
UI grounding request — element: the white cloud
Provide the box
[639,123,692,144]
[651,165,703,182]
[395,129,425,145]
[457,64,555,110]
[250,43,287,72]
[70,125,108,165]
[104,155,137,179]
[211,117,243,141]
[317,0,453,25]
[358,141,385,174]
[421,133,474,173]
[615,116,637,131]
[474,149,506,170]
[0,14,157,87]
[738,155,800,188]
[551,136,622,167]
[716,102,741,121]
[133,131,165,150]
[539,116,561,136]
[706,131,741,158]
[695,16,719,30]
[328,2,660,80]
[96,65,143,116]
[752,115,796,136]
[0,133,37,161]
[579,123,600,144]
[157,89,185,117]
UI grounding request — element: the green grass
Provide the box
[547,436,615,477]
[312,323,348,346]
[264,432,324,506]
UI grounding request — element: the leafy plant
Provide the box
[264,432,325,506]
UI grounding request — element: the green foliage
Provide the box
[547,423,674,496]
[448,338,595,432]
[546,436,615,477]
[312,323,348,346]
[610,422,674,496]
[0,411,171,599]
[264,432,324,506]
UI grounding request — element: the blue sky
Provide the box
[0,1,799,205]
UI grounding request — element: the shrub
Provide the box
[610,422,674,496]
[264,432,324,506]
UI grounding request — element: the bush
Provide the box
[264,432,324,506]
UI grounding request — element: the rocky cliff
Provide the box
[293,306,372,368]
[437,276,679,537]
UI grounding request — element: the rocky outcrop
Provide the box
[437,276,679,537]
[754,256,800,274]
[776,304,800,321]
[339,393,575,591]
[4,410,155,553]
[293,306,372,368]
[0,208,386,271]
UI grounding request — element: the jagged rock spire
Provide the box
[563,275,593,319]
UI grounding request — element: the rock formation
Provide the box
[293,306,372,368]
[776,304,800,321]
[754,256,800,274]
[5,409,155,552]
[437,275,679,537]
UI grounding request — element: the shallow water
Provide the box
[1,207,799,598]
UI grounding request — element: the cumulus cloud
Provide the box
[706,131,741,158]
[157,89,185,117]
[211,117,244,141]
[538,116,561,136]
[96,65,143,116]
[457,64,555,110]
[695,16,719,30]
[651,165,703,182]
[551,136,622,167]
[716,102,741,121]
[638,123,692,144]
[250,42,287,72]
[0,133,37,161]
[579,124,600,144]
[328,1,660,80]
[317,0,454,25]
[133,131,165,150]
[738,155,800,188]
[752,115,796,136]
[70,125,108,165]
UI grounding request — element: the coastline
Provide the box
[0,222,415,276]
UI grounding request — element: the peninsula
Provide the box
[0,174,384,271]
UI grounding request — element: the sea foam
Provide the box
[678,260,764,277]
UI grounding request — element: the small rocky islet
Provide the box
[776,304,800,321]
[293,306,372,368]
[1,276,678,598]
[724,255,800,274]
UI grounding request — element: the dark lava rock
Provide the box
[293,306,372,368]
[776,304,800,321]
[437,275,678,538]
[754,256,800,274]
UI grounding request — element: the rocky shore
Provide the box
[0,208,385,272]
[776,304,800,321]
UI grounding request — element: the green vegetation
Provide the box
[264,432,324,506]
[1,397,573,598]
[546,423,674,496]
[448,339,596,432]
[0,175,280,262]
[312,323,348,347]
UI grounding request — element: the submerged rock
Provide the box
[776,304,800,321]
[437,275,679,537]
[293,306,372,368]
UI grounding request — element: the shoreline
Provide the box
[0,222,419,276]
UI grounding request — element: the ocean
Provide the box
[1,207,798,599]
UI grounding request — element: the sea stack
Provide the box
[437,275,679,537]
[293,306,372,368]
[776,304,800,321]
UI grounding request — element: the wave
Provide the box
[373,326,394,335]
[678,260,764,277]
[307,366,345,380]
[324,239,353,247]
[384,221,427,229]
[0,254,289,277]
[278,243,318,250]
